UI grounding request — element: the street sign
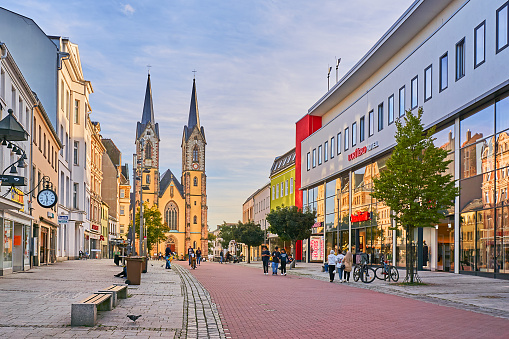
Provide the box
[0,175,27,186]
[58,215,69,224]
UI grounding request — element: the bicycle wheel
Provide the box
[353,266,361,282]
[361,267,376,283]
[375,266,388,281]
[390,266,399,282]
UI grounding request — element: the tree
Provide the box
[371,108,459,283]
[236,221,264,264]
[266,205,316,267]
[218,222,238,249]
[135,202,169,253]
[207,233,216,255]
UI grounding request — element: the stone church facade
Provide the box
[134,75,208,257]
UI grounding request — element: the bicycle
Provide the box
[353,263,375,283]
[374,260,399,282]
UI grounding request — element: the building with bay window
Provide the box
[299,0,509,278]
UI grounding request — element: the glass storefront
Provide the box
[3,219,12,268]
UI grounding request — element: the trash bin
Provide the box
[142,256,148,273]
[126,257,144,285]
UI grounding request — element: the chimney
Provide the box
[466,129,471,141]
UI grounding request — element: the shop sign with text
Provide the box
[351,211,371,223]
[347,141,379,161]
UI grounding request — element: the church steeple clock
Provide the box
[182,79,207,252]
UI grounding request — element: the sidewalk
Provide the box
[0,259,223,338]
[240,260,509,319]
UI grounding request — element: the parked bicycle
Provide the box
[353,263,375,283]
[374,260,399,282]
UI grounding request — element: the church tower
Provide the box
[182,79,207,253]
[135,74,160,208]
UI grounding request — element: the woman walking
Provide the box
[343,250,353,282]
[327,250,337,282]
[336,250,345,283]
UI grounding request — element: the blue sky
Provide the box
[2,0,414,229]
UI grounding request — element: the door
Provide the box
[40,228,48,264]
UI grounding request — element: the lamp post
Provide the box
[139,140,145,258]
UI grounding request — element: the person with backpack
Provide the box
[271,246,281,275]
[279,249,288,276]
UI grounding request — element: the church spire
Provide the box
[187,78,200,131]
[141,73,155,125]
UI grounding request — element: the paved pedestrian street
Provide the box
[189,262,509,339]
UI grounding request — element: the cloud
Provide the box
[121,4,135,16]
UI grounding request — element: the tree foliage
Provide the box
[266,205,315,243]
[371,108,459,282]
[218,222,237,249]
[135,203,169,252]
[236,221,264,263]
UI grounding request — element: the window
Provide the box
[285,180,289,195]
[290,178,293,194]
[359,117,365,142]
[120,205,125,215]
[455,38,465,81]
[369,110,374,136]
[378,103,384,131]
[388,95,394,125]
[474,21,486,67]
[193,176,198,186]
[330,137,335,158]
[120,189,125,198]
[312,148,316,168]
[324,141,328,162]
[65,132,68,162]
[440,53,448,92]
[73,141,79,165]
[145,142,152,159]
[66,90,69,119]
[318,145,322,165]
[73,183,78,209]
[337,132,341,155]
[344,127,349,151]
[424,65,432,102]
[399,86,406,117]
[74,100,79,124]
[193,146,199,163]
[307,152,310,171]
[272,186,275,199]
[0,69,4,99]
[18,97,23,123]
[11,87,16,114]
[411,76,418,109]
[352,122,357,146]
[146,174,150,184]
[165,202,178,230]
[60,81,64,111]
[497,2,509,53]
[84,142,87,169]
[43,133,47,157]
[281,182,284,196]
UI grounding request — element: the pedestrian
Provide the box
[165,253,172,269]
[343,250,353,282]
[280,249,288,276]
[327,250,337,282]
[336,250,345,283]
[261,245,270,275]
[165,244,171,259]
[220,250,224,264]
[188,246,194,266]
[196,247,202,266]
[190,252,197,269]
[226,251,232,263]
[271,246,281,275]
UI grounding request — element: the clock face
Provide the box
[37,189,58,208]
[192,163,199,170]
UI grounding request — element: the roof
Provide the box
[183,79,205,142]
[243,182,271,205]
[270,148,296,177]
[137,74,159,139]
[102,139,121,167]
[159,169,184,198]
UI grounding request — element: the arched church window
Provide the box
[193,177,198,186]
[193,241,197,249]
[145,142,152,159]
[165,202,178,231]
[193,215,197,224]
[193,146,199,163]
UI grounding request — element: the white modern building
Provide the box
[300,0,509,278]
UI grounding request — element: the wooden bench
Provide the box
[71,293,113,326]
[99,284,128,307]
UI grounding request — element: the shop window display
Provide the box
[3,219,12,268]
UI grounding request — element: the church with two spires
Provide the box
[134,74,208,256]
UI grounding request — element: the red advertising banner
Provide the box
[351,211,371,223]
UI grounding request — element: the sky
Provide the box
[2,0,414,229]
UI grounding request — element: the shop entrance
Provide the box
[40,227,48,264]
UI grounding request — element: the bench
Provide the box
[71,292,113,326]
[99,284,128,307]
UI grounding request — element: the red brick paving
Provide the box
[188,262,509,339]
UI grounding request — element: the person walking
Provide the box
[271,246,281,275]
[196,247,202,266]
[261,245,270,275]
[280,249,288,276]
[336,250,345,283]
[188,246,194,267]
[343,250,353,282]
[327,250,337,282]
[220,250,224,264]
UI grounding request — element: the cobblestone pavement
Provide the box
[238,261,509,319]
[189,261,509,338]
[0,259,220,338]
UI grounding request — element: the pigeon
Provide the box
[127,314,142,322]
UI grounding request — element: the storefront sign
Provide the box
[312,221,323,228]
[367,140,379,151]
[347,141,379,162]
[351,211,371,223]
[310,236,324,261]
[91,224,99,231]
[10,187,24,211]
[100,235,105,241]
[58,215,68,224]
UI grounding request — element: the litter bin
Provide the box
[142,256,148,273]
[126,257,144,285]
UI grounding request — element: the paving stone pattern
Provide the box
[189,261,509,338]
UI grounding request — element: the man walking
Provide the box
[271,246,281,275]
[196,247,202,266]
[261,245,270,275]
[188,246,194,267]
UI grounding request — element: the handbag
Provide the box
[341,264,346,270]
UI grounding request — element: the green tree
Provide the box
[207,233,216,255]
[236,221,264,264]
[218,222,238,249]
[371,108,459,283]
[266,205,316,267]
[135,203,169,253]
